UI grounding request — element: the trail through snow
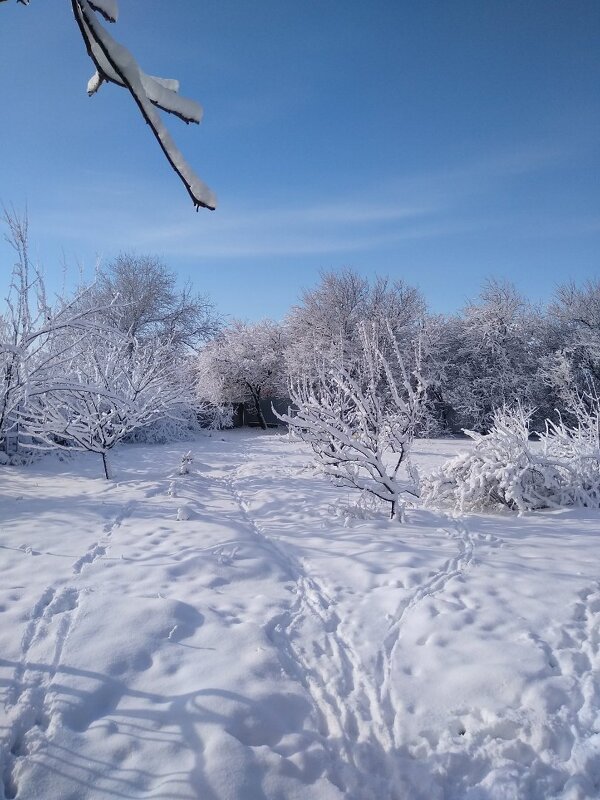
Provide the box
[222,443,477,798]
[2,487,142,799]
[0,431,599,799]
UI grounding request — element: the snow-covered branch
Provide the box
[3,0,216,210]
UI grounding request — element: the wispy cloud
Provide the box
[30,141,575,262]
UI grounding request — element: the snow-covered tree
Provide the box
[22,331,189,479]
[280,322,427,519]
[2,0,216,210]
[415,313,464,434]
[286,269,425,379]
[0,210,105,454]
[541,280,600,412]
[552,280,600,355]
[432,280,544,432]
[196,320,287,430]
[88,253,220,350]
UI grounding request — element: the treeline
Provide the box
[1,209,599,480]
[198,268,600,435]
[197,269,600,517]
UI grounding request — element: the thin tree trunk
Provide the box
[252,390,267,430]
[101,451,112,480]
[0,361,15,447]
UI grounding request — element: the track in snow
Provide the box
[72,499,137,574]
[1,493,137,800]
[2,586,82,799]
[221,447,479,800]
[376,517,476,749]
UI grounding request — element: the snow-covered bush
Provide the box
[422,405,600,512]
[327,491,383,527]
[421,406,539,512]
[123,405,201,444]
[179,451,193,475]
[279,321,426,519]
[196,404,234,430]
[537,398,600,508]
[176,504,193,521]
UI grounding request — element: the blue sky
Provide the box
[0,1,598,320]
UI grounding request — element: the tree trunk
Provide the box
[252,391,267,431]
[101,452,112,480]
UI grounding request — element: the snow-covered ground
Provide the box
[1,431,599,800]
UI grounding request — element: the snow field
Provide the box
[0,432,599,799]
[0,440,335,799]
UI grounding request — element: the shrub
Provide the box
[421,405,600,512]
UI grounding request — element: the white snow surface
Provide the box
[1,432,599,799]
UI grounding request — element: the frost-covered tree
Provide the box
[434,280,544,432]
[542,280,600,412]
[280,322,426,519]
[287,269,371,357]
[2,0,216,210]
[286,269,426,379]
[88,254,220,350]
[196,320,287,430]
[0,210,104,454]
[22,331,189,479]
[415,313,464,434]
[552,280,600,355]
